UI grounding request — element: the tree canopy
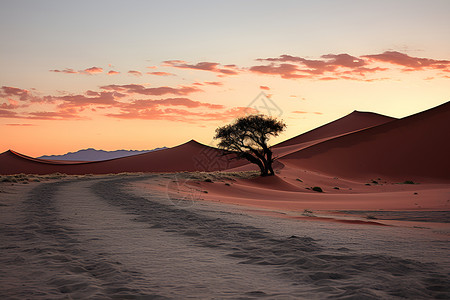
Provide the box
[214,114,286,176]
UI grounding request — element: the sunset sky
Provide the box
[1,0,449,157]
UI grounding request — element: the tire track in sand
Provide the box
[0,179,167,299]
[92,175,450,300]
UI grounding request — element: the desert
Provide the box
[2,2,450,298]
[1,102,449,299]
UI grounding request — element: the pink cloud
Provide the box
[292,110,322,115]
[0,86,39,102]
[108,70,120,75]
[5,123,35,126]
[0,109,19,118]
[51,66,104,75]
[100,84,203,96]
[52,91,120,109]
[83,67,103,74]
[106,105,252,123]
[50,68,78,74]
[204,81,223,86]
[250,63,306,79]
[26,109,83,120]
[163,60,240,76]
[260,85,270,90]
[128,70,143,76]
[0,99,20,109]
[146,71,175,76]
[252,51,449,80]
[362,51,450,70]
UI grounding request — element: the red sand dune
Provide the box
[281,101,450,182]
[272,110,396,157]
[0,140,245,175]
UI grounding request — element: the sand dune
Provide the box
[281,101,450,182]
[0,140,245,175]
[272,110,396,157]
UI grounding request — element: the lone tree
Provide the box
[214,114,286,176]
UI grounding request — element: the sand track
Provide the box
[1,176,449,299]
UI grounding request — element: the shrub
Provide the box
[312,186,323,193]
[403,180,415,184]
[302,209,315,217]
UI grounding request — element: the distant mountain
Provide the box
[38,147,167,161]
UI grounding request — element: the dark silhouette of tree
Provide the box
[214,114,286,176]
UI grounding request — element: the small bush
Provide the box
[366,215,377,220]
[403,180,415,184]
[333,187,340,190]
[302,209,315,217]
[312,186,323,193]
[224,183,231,186]
[296,178,303,182]
[204,178,213,183]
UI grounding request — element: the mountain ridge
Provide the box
[38,147,167,161]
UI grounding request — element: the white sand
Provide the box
[1,174,449,299]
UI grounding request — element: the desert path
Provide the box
[1,175,449,299]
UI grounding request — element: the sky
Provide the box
[1,0,449,157]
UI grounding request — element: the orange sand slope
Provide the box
[0,140,244,175]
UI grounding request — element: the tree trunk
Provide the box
[242,152,266,176]
[263,148,275,176]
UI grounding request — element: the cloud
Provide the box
[128,70,143,76]
[51,91,120,109]
[292,110,323,115]
[204,81,223,86]
[250,63,306,79]
[5,123,35,126]
[50,66,104,75]
[115,97,224,111]
[193,81,223,86]
[259,85,270,90]
[26,109,83,120]
[362,51,450,70]
[0,86,40,102]
[0,99,20,109]
[0,109,19,118]
[83,67,103,74]
[163,60,240,76]
[50,68,78,74]
[107,104,251,123]
[100,84,203,96]
[107,70,120,75]
[251,51,450,81]
[146,71,175,76]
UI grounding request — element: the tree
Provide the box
[214,114,286,176]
